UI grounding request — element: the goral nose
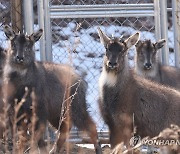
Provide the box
[108,61,118,69]
[15,56,24,63]
[144,63,152,70]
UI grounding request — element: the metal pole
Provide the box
[23,0,34,34]
[154,0,162,63]
[44,0,52,62]
[172,0,180,68]
[37,0,46,61]
[159,0,169,65]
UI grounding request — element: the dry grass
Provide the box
[0,102,179,154]
[110,124,180,154]
[0,80,179,153]
[0,84,84,154]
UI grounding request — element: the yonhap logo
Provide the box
[129,135,180,147]
[129,135,141,147]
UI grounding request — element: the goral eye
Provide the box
[139,50,144,55]
[25,47,29,52]
[11,43,16,49]
[12,41,16,46]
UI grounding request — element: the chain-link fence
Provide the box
[50,0,152,5]
[0,0,10,48]
[47,0,176,135]
[0,0,23,48]
[50,16,155,131]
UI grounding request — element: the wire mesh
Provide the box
[49,0,158,133]
[11,0,23,33]
[0,0,11,48]
[48,0,177,136]
[0,0,23,48]
[50,0,153,5]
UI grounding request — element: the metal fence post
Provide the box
[44,0,52,62]
[23,0,34,34]
[172,0,180,68]
[159,0,169,65]
[154,0,162,63]
[37,0,46,61]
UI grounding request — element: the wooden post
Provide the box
[11,0,23,33]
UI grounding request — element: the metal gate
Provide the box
[21,0,180,142]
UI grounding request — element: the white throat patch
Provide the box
[99,68,117,98]
[3,62,12,79]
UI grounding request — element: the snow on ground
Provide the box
[0,23,176,130]
[0,26,8,48]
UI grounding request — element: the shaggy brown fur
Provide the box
[2,25,102,153]
[98,28,180,148]
[135,39,180,91]
[0,46,6,138]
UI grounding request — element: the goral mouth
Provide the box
[143,67,152,71]
[11,61,27,70]
[106,65,119,72]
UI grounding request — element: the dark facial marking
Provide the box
[19,34,27,44]
[105,39,127,71]
[106,39,126,56]
[145,40,152,64]
[10,33,35,67]
[136,40,156,70]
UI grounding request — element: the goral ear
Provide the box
[125,32,140,49]
[29,29,43,42]
[4,25,16,40]
[97,27,110,47]
[154,39,166,50]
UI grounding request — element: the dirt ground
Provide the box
[57,144,111,154]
